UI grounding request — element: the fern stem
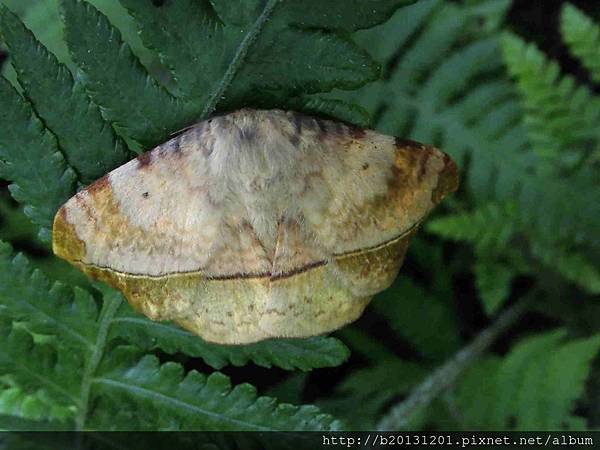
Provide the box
[376,295,532,430]
[75,293,122,431]
[200,0,280,119]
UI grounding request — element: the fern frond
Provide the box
[455,330,600,429]
[473,260,515,315]
[501,32,600,166]
[284,96,371,127]
[340,0,597,252]
[0,387,72,423]
[0,245,344,430]
[60,0,188,149]
[119,0,380,111]
[0,76,76,241]
[426,202,517,255]
[531,244,600,295]
[0,5,130,183]
[0,319,81,418]
[277,0,416,31]
[91,346,342,431]
[0,241,97,348]
[560,3,600,83]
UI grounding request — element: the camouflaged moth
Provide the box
[53,109,458,344]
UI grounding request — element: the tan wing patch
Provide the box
[53,109,458,344]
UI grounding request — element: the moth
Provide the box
[53,109,458,344]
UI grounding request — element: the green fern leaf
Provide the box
[473,259,514,315]
[0,387,72,423]
[340,0,598,251]
[456,330,600,430]
[0,241,97,347]
[560,3,600,83]
[0,319,81,418]
[119,0,380,113]
[319,359,427,430]
[273,0,416,32]
[283,96,371,127]
[111,299,350,371]
[0,5,130,183]
[501,32,600,166]
[531,244,600,295]
[60,0,188,149]
[426,202,517,255]
[0,413,69,431]
[0,76,76,241]
[91,346,342,431]
[373,278,460,359]
[0,193,41,245]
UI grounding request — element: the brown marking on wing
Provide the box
[85,174,109,195]
[271,260,327,281]
[157,136,182,158]
[349,125,366,139]
[394,136,423,150]
[136,151,153,168]
[418,150,431,182]
[432,153,459,203]
[52,207,86,263]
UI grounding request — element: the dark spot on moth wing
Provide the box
[239,127,257,143]
[394,136,424,150]
[289,111,318,135]
[348,125,366,139]
[167,136,182,154]
[289,133,301,147]
[362,163,370,170]
[142,192,149,198]
[136,151,153,168]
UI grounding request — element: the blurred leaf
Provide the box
[560,3,600,83]
[474,259,514,315]
[455,330,600,430]
[319,359,427,430]
[373,278,460,359]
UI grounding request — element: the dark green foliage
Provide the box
[373,278,460,359]
[0,76,76,241]
[318,359,428,429]
[0,0,598,433]
[0,6,130,183]
[560,3,600,83]
[92,346,342,431]
[455,331,600,429]
[61,0,189,149]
